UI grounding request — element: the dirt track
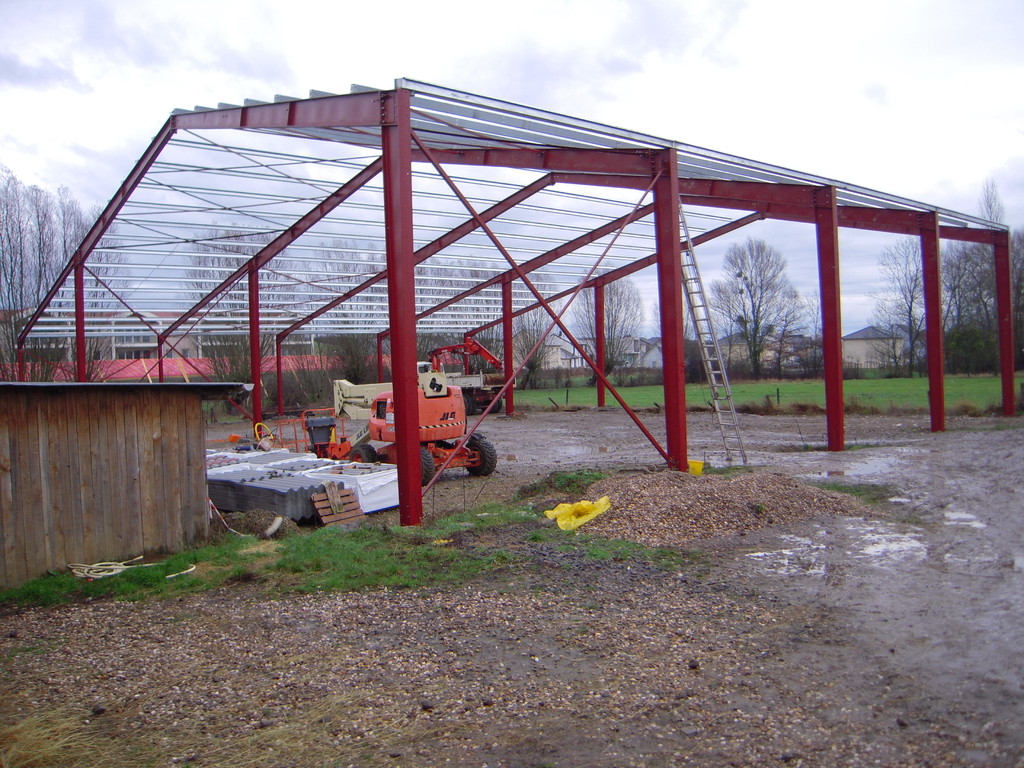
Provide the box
[2,409,1023,767]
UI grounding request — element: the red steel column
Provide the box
[275,337,285,417]
[157,340,165,382]
[74,262,87,381]
[381,89,423,526]
[653,149,687,470]
[595,282,607,407]
[248,262,262,423]
[920,213,945,432]
[815,186,844,451]
[994,229,1015,416]
[502,278,515,416]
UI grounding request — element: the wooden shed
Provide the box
[0,382,245,589]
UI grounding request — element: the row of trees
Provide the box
[0,165,90,367]
[871,182,1024,376]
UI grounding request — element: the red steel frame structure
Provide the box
[15,80,1015,526]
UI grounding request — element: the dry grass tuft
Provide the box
[0,710,121,768]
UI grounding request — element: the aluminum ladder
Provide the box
[678,208,747,464]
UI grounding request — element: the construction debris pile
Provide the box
[582,470,867,547]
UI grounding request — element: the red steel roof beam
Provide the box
[412,147,658,175]
[677,179,819,207]
[939,226,1003,244]
[170,90,387,130]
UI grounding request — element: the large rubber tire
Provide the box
[466,434,498,476]
[420,445,435,486]
[463,393,478,417]
[349,443,378,463]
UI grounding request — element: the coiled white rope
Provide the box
[68,556,196,580]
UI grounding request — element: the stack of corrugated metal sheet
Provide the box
[205,449,397,521]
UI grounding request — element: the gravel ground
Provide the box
[3,409,1023,767]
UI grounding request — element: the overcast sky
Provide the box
[2,0,1021,333]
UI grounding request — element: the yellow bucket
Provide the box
[687,459,704,475]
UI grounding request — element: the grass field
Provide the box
[509,374,1023,414]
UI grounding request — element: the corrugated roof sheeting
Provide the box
[24,78,1003,346]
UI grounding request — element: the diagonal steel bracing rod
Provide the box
[413,133,670,488]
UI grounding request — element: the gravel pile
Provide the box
[583,470,866,547]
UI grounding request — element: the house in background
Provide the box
[537,332,586,370]
[842,325,903,369]
[635,337,663,368]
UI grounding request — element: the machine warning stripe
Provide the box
[418,421,465,431]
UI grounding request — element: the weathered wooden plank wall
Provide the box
[0,384,239,589]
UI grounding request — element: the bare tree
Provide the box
[795,291,824,377]
[512,308,552,390]
[709,238,799,379]
[871,238,925,376]
[980,178,1005,225]
[570,277,644,375]
[770,292,804,378]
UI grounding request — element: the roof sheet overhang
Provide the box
[20,78,1007,348]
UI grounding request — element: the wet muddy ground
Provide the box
[236,404,1024,761]
[471,408,1024,762]
[223,406,1024,747]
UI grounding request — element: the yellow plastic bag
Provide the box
[544,496,611,531]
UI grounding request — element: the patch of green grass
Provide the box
[421,502,536,539]
[3,642,53,663]
[1,498,713,608]
[702,464,754,476]
[271,525,514,593]
[812,481,900,505]
[0,535,260,608]
[515,470,607,499]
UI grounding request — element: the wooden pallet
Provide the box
[311,482,364,525]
